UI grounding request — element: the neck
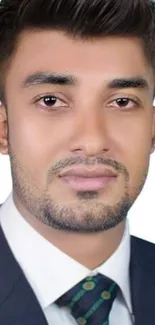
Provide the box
[40,221,126,269]
[13,192,126,269]
[20,216,126,268]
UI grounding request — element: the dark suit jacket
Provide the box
[0,224,155,325]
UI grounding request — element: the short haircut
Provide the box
[0,0,155,101]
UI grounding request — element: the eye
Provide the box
[34,95,68,110]
[108,97,138,109]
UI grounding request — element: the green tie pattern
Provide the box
[55,273,118,325]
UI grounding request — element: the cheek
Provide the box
[105,109,152,192]
[7,111,68,180]
[8,105,76,157]
[114,119,151,191]
[7,101,152,191]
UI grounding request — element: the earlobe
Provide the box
[150,107,155,154]
[0,104,8,155]
[151,139,155,154]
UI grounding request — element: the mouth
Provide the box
[60,175,117,191]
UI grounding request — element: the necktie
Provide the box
[55,273,119,325]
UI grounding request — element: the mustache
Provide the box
[47,157,129,182]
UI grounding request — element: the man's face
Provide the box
[1,31,155,233]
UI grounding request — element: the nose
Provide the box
[70,110,110,157]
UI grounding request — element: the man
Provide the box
[0,0,155,324]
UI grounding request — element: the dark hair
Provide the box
[0,0,155,101]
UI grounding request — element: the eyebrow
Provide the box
[108,77,149,90]
[22,72,78,88]
[22,72,149,91]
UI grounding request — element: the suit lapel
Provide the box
[130,236,155,325]
[0,226,48,325]
[1,219,155,325]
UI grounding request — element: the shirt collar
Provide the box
[98,222,132,312]
[0,193,132,313]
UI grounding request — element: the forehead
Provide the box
[6,30,154,87]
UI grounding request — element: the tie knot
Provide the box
[55,273,119,325]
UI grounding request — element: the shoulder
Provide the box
[131,235,155,272]
[131,235,155,257]
[131,235,155,250]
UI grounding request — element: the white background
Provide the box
[0,152,155,243]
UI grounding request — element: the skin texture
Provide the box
[0,31,155,268]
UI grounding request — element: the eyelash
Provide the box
[34,94,68,110]
[33,94,139,111]
[108,97,139,109]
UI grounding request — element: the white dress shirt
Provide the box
[0,193,134,324]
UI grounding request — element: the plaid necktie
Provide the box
[55,273,119,325]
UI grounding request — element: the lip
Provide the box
[60,175,117,191]
[59,166,117,191]
[59,166,117,178]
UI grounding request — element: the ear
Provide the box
[0,102,8,155]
